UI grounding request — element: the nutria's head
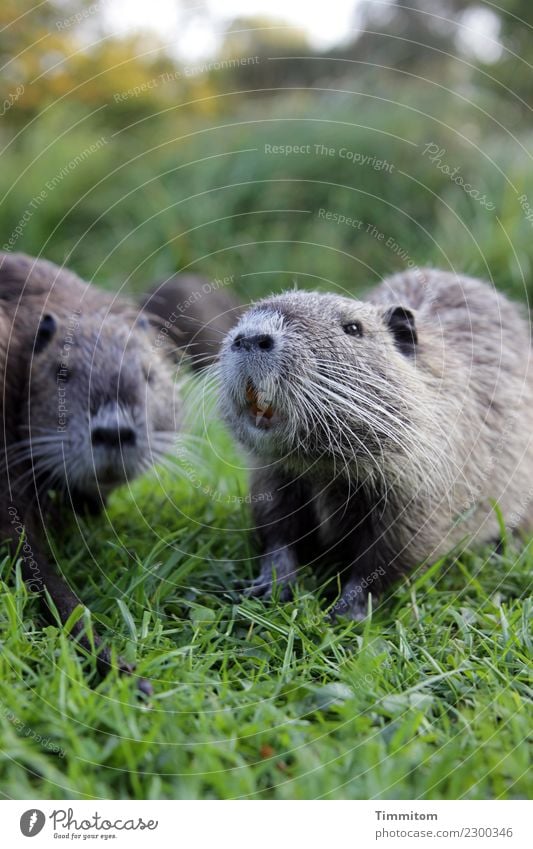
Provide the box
[20,307,178,505]
[219,290,424,471]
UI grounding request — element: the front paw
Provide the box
[96,646,153,696]
[242,547,299,602]
[329,586,370,622]
[243,574,293,601]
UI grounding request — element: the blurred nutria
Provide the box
[0,252,182,693]
[141,273,242,370]
[219,268,533,618]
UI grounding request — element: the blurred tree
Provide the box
[0,0,219,128]
[218,16,319,92]
[0,0,84,96]
[338,0,483,73]
[480,0,533,107]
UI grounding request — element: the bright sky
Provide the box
[102,0,502,63]
[103,0,364,60]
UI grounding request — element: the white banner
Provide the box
[1,800,531,848]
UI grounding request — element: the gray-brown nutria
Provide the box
[0,252,181,692]
[141,273,242,370]
[219,269,533,618]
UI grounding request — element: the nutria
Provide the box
[0,252,181,692]
[219,268,533,618]
[141,273,242,370]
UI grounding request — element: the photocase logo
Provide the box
[20,809,46,837]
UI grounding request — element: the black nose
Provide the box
[91,425,136,448]
[231,333,274,352]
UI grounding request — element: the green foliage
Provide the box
[1,77,532,302]
[0,0,532,801]
[0,417,531,799]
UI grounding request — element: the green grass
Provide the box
[0,413,531,800]
[3,80,533,302]
[0,79,532,800]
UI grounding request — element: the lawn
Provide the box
[0,77,531,801]
[0,397,530,800]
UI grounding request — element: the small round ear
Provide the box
[34,313,57,354]
[384,306,417,355]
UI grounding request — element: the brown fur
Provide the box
[219,269,533,617]
[0,253,179,691]
[141,274,242,370]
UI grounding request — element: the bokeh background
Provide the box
[2,0,533,302]
[1,1,532,802]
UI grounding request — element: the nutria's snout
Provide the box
[220,310,289,439]
[231,332,276,353]
[88,403,144,489]
[91,424,136,448]
[230,330,278,426]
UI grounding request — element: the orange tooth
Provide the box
[246,380,257,405]
[246,380,274,419]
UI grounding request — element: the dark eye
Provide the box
[342,321,363,337]
[143,365,154,385]
[35,313,57,353]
